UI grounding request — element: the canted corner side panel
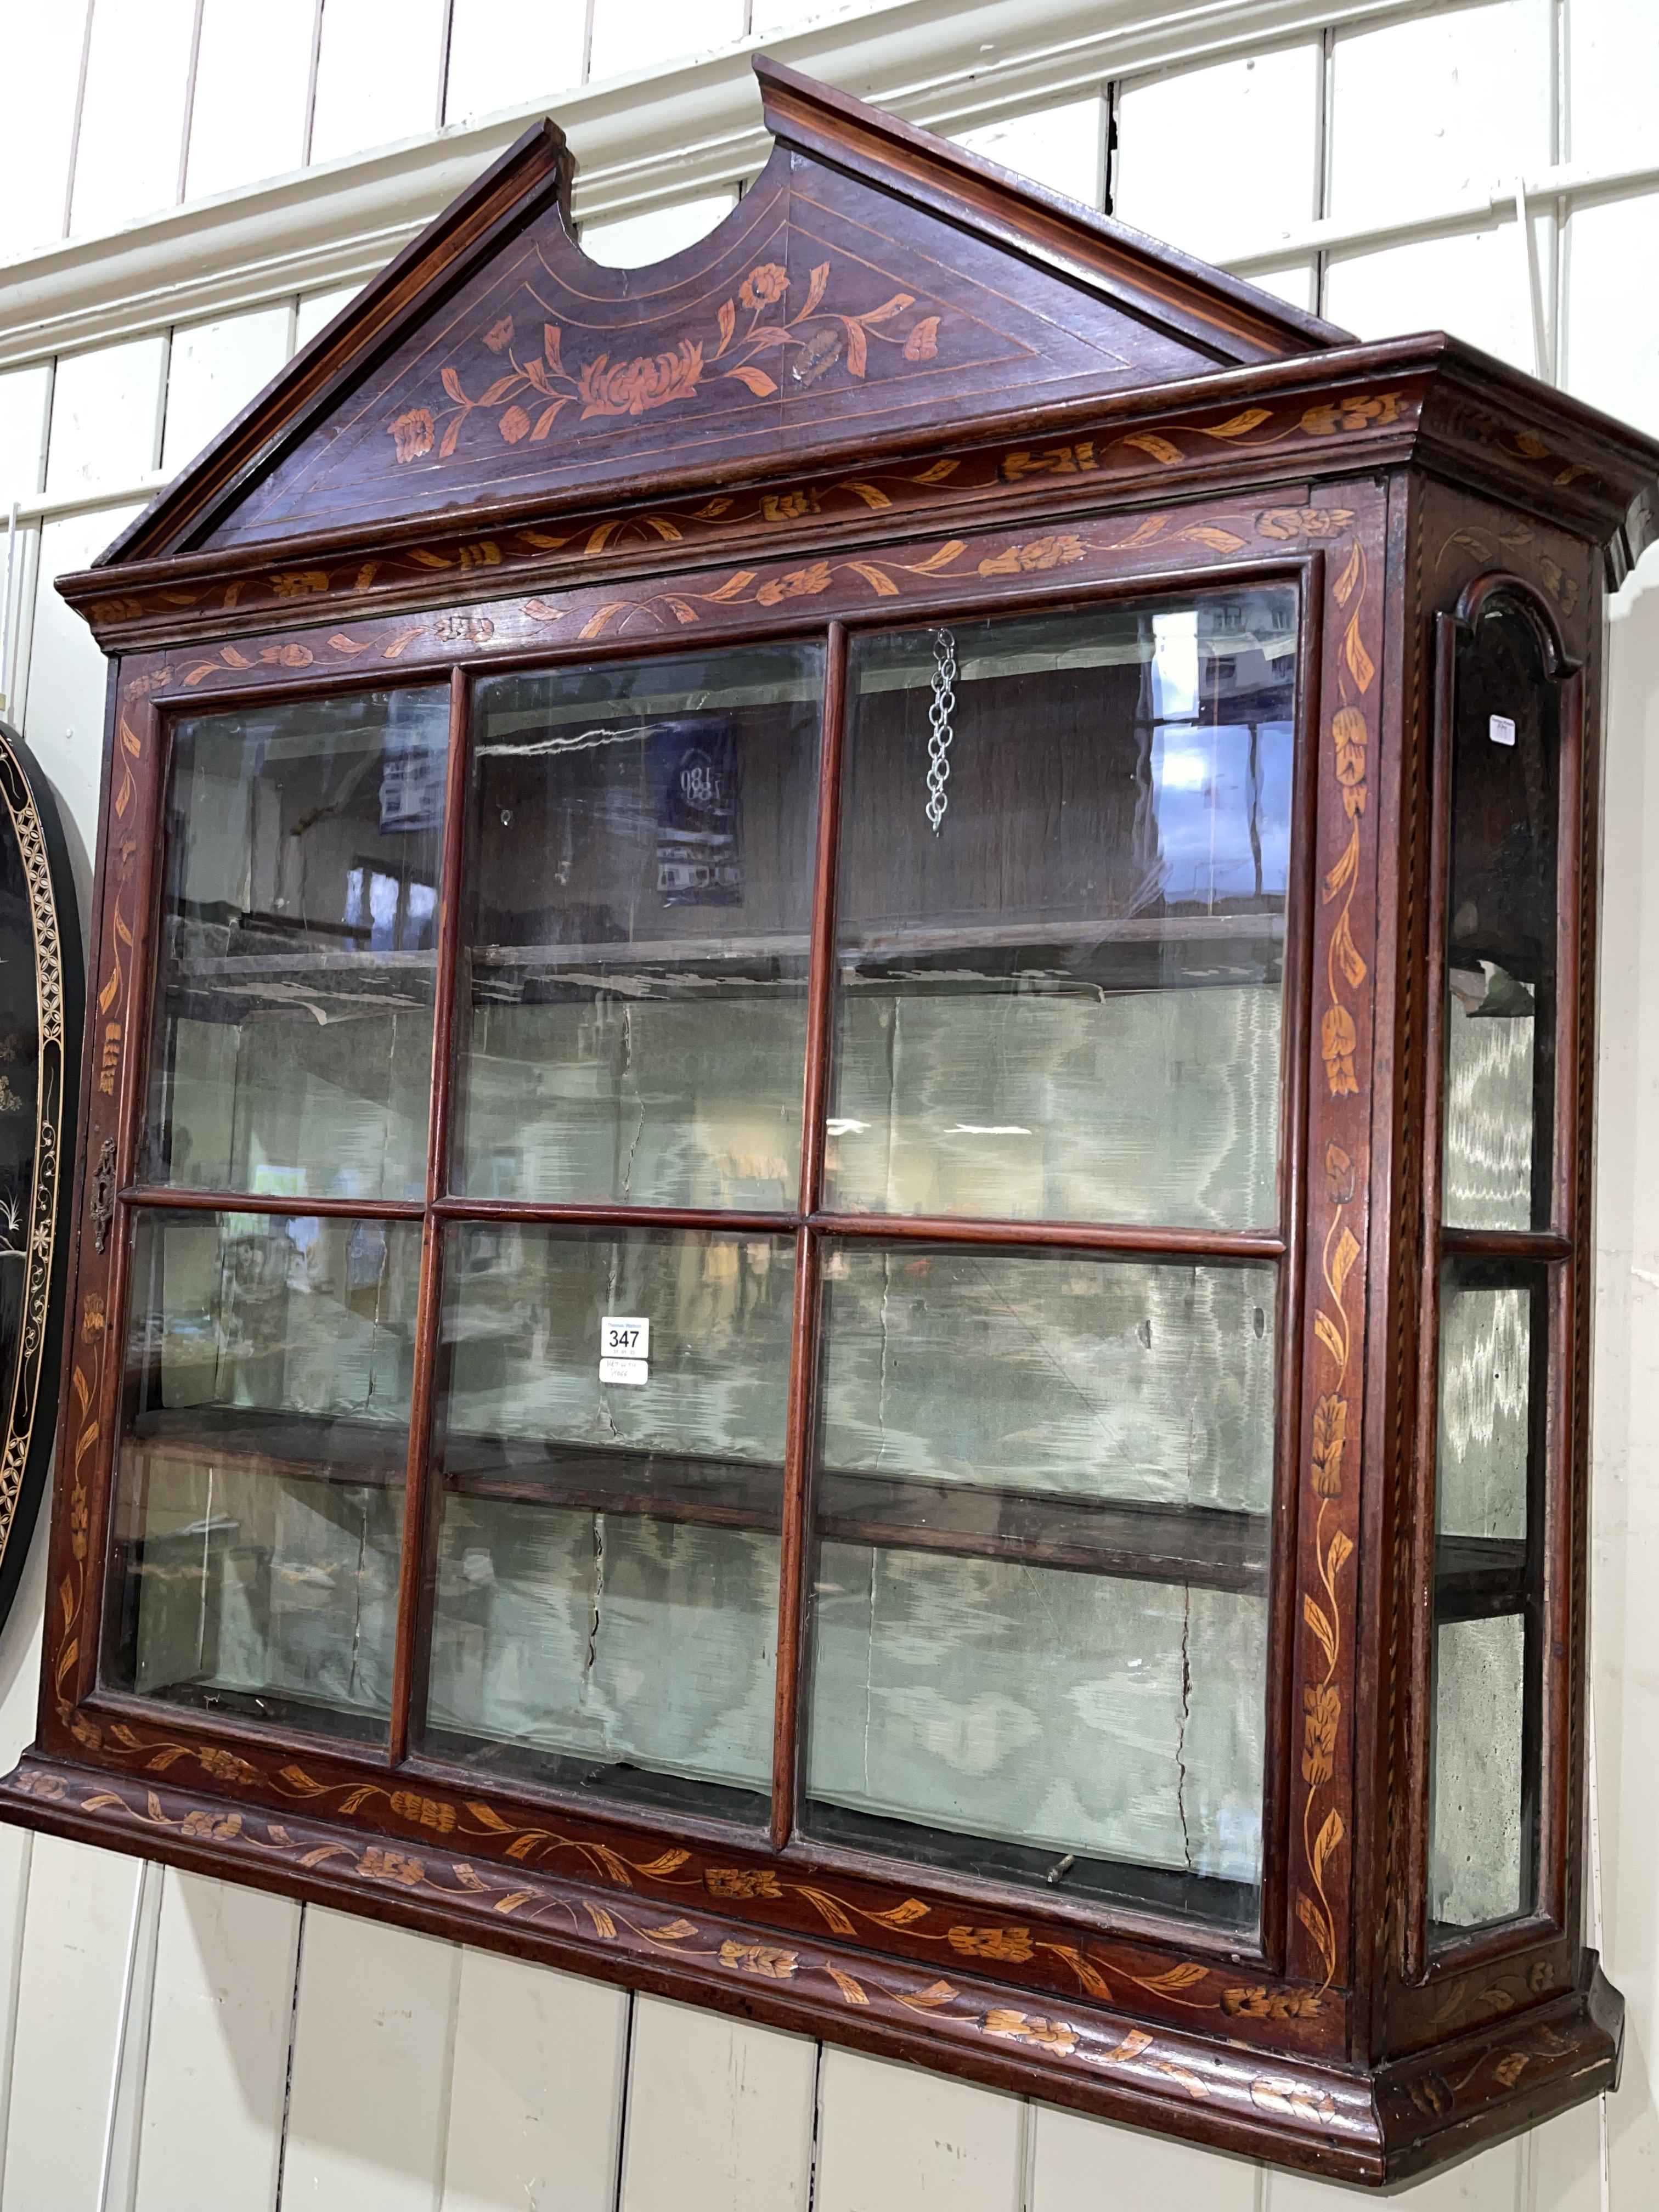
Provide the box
[1368,479,1604,2066]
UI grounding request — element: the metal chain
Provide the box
[924,625,957,835]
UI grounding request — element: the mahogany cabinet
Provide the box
[5,58,1657,2188]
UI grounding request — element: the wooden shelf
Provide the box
[157,911,1288,1012]
[127,1408,1268,1593]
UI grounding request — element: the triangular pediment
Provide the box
[104,58,1346,565]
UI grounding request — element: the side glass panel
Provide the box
[803,1243,1276,1931]
[144,689,451,1204]
[1443,603,1560,1231]
[419,1223,794,1824]
[1429,1259,1545,1935]
[105,1210,420,1742]
[826,589,1298,1227]
[456,643,822,1209]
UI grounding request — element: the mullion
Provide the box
[771,622,848,1848]
[388,667,471,1767]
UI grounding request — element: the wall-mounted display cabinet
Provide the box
[7,59,1657,2189]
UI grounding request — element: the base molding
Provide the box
[0,1752,1621,2190]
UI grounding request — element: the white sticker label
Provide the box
[599,1356,650,1387]
[601,1316,650,1358]
[1489,713,1517,747]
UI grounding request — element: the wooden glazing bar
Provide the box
[811,1211,1285,1259]
[388,666,471,1767]
[1403,611,1461,1983]
[772,623,849,1850]
[119,1186,426,1219]
[1438,1227,1573,1263]
[428,1197,799,1233]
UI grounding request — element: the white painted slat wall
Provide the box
[0,9,1657,2209]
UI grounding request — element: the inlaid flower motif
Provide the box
[1332,707,1368,813]
[1255,505,1358,540]
[718,1939,798,1978]
[705,1867,782,1898]
[182,1809,243,1841]
[947,1926,1034,1962]
[755,560,834,607]
[483,315,515,353]
[390,407,436,462]
[1321,1003,1358,1097]
[1222,1986,1323,2020]
[1300,394,1402,437]
[760,489,820,522]
[270,571,331,597]
[740,263,788,311]
[1302,1684,1340,1787]
[69,1483,87,1561]
[578,341,704,419]
[1311,1395,1347,1499]
[976,533,1087,577]
[197,1747,257,1785]
[362,1847,425,1887]
[983,2010,1079,2055]
[15,1770,65,1801]
[391,1790,456,1835]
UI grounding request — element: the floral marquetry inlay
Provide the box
[391,260,946,467]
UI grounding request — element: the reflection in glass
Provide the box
[1443,601,1560,1229]
[456,645,822,1209]
[1429,1262,1544,1936]
[421,1226,794,1820]
[105,1211,421,1741]
[143,688,450,1205]
[804,1244,1274,1926]
[827,591,1297,1227]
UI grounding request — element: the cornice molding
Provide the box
[0,0,1418,374]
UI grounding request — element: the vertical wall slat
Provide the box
[102,1860,166,2212]
[131,1869,301,2212]
[0,1822,32,2184]
[618,1995,816,2212]
[1030,2104,1260,2212]
[1267,2137,1524,2210]
[1,1838,146,2210]
[812,2046,1024,2212]
[279,1906,460,2211]
[439,1952,628,2211]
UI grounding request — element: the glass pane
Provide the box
[143,688,450,1204]
[804,1243,1275,1928]
[420,1223,794,1822]
[1436,1271,1536,1545]
[1429,1260,1545,1939]
[827,589,1298,1227]
[456,643,822,1209]
[105,1210,421,1742]
[1443,601,1560,1229]
[1431,1613,1528,1929]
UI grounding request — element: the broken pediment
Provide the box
[106,57,1345,564]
